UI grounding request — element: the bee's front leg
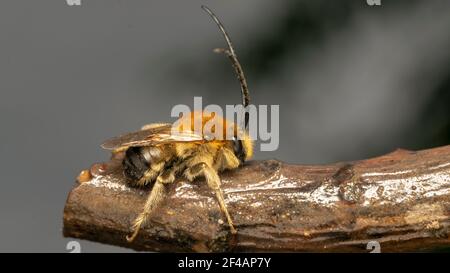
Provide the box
[126,168,175,242]
[133,161,164,187]
[213,147,241,171]
[185,162,237,234]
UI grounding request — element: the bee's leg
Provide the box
[126,168,175,242]
[185,162,237,234]
[132,162,165,187]
[213,147,240,171]
[140,123,171,130]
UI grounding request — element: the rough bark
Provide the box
[63,145,450,252]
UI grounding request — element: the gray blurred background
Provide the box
[0,0,449,252]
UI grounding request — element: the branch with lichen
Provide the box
[63,145,450,252]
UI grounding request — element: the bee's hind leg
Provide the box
[126,168,176,242]
[185,162,237,234]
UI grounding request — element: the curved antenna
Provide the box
[201,5,250,131]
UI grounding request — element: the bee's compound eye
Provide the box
[233,139,246,163]
[123,147,149,181]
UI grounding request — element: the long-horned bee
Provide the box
[101,6,253,242]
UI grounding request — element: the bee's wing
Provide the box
[101,124,205,150]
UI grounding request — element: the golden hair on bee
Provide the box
[172,111,253,160]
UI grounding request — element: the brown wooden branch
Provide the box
[63,146,450,252]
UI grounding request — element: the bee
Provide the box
[101,6,253,242]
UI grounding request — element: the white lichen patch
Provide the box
[362,169,414,177]
[251,201,263,208]
[174,182,201,199]
[307,183,340,206]
[83,175,131,192]
[429,162,450,170]
[223,171,342,207]
[362,168,450,206]
[167,162,450,210]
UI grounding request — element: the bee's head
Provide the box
[123,147,149,181]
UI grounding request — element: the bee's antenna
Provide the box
[201,5,250,131]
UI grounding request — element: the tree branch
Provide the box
[63,146,450,252]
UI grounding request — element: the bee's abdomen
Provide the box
[123,147,149,181]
